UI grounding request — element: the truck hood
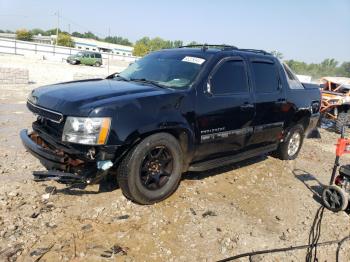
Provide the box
[28,79,168,116]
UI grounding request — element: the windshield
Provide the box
[118,52,207,89]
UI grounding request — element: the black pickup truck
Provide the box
[20,45,321,204]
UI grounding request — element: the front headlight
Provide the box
[62,117,111,145]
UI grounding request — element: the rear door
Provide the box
[194,56,255,160]
[248,58,287,146]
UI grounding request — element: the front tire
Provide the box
[117,133,183,204]
[275,124,304,160]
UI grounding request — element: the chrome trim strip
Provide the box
[200,122,284,142]
[27,100,64,123]
[201,127,253,142]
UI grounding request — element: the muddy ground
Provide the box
[0,56,349,261]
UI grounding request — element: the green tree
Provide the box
[339,62,350,77]
[72,31,99,40]
[15,29,33,41]
[133,42,149,56]
[30,28,46,36]
[71,31,84,38]
[284,58,350,80]
[187,41,199,46]
[104,36,132,46]
[45,28,61,36]
[271,50,283,59]
[172,40,183,48]
[56,33,74,47]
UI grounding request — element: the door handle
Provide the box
[276,98,286,104]
[240,102,254,109]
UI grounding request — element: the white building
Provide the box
[0,33,134,56]
[72,37,133,56]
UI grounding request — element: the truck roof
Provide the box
[158,45,274,60]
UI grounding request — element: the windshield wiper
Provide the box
[106,73,130,81]
[114,74,130,81]
[130,78,166,89]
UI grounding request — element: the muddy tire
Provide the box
[335,111,350,133]
[117,133,183,205]
[275,124,304,160]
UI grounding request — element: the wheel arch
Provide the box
[287,109,312,131]
[117,126,196,172]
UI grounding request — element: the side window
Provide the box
[251,61,279,93]
[283,63,304,89]
[283,64,296,80]
[211,60,248,95]
[96,53,101,58]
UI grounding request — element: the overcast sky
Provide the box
[0,0,349,63]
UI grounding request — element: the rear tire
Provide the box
[94,61,101,67]
[275,124,304,160]
[335,111,350,133]
[117,133,183,204]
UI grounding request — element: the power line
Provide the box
[59,14,107,38]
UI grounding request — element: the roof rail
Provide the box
[179,44,238,51]
[178,45,271,55]
[238,48,271,55]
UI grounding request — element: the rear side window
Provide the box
[283,63,304,89]
[95,53,101,58]
[211,60,248,95]
[283,64,297,80]
[251,62,279,93]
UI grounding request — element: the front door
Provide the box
[194,57,255,161]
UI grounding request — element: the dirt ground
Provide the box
[0,56,349,262]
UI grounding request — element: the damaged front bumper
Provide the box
[20,129,115,185]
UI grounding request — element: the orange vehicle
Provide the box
[320,77,350,132]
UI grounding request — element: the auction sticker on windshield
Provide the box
[182,56,206,65]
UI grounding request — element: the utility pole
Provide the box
[108,27,110,75]
[55,10,59,46]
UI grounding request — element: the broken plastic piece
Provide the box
[97,160,113,170]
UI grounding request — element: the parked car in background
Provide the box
[67,51,102,67]
[21,45,321,204]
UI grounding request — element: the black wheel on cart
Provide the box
[322,185,348,212]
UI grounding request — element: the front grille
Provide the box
[27,101,64,123]
[33,119,65,141]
